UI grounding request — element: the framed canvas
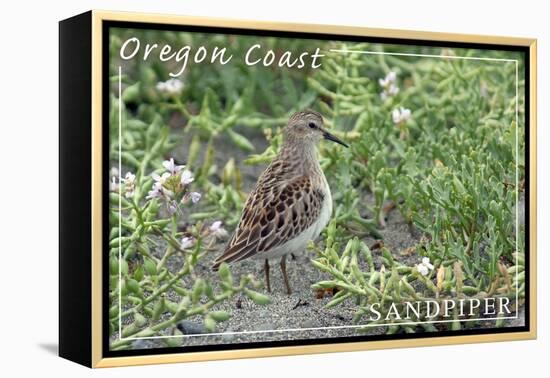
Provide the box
[59,10,537,368]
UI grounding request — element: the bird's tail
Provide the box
[212,240,258,271]
[211,258,222,272]
[211,253,234,271]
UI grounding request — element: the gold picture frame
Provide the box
[59,10,537,368]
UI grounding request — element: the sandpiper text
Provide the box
[364,297,513,322]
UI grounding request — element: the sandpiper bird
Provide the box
[212,110,348,294]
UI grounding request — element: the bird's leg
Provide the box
[280,254,292,295]
[264,258,271,293]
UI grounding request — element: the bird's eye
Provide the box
[308,122,316,129]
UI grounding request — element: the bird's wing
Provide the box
[212,170,324,269]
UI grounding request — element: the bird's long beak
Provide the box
[322,129,349,148]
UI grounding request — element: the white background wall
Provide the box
[0,0,546,376]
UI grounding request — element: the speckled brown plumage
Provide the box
[212,165,325,267]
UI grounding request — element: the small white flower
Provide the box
[180,236,194,250]
[152,172,171,185]
[110,177,119,192]
[210,220,223,231]
[123,172,136,185]
[156,78,184,95]
[122,172,136,198]
[210,220,229,239]
[156,82,166,91]
[146,190,158,200]
[109,167,120,192]
[180,170,194,185]
[417,257,434,276]
[146,183,162,200]
[380,84,399,101]
[180,191,202,205]
[387,84,399,96]
[392,107,412,125]
[422,257,434,269]
[148,172,173,200]
[378,71,397,87]
[417,264,429,276]
[146,181,173,200]
[379,71,399,101]
[162,158,184,175]
[190,191,202,203]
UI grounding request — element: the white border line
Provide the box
[127,316,519,341]
[116,49,522,341]
[118,66,123,339]
[515,60,519,314]
[329,48,518,63]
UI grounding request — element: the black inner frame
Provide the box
[102,20,531,359]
